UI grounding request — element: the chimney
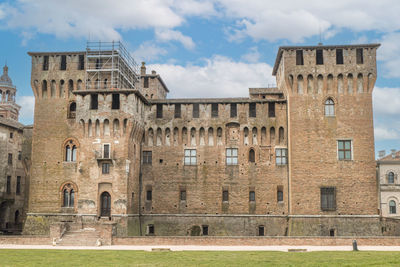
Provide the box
[391,149,396,158]
[140,62,146,76]
[378,150,386,159]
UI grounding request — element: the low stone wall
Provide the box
[0,236,49,245]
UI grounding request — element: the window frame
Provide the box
[356,48,364,64]
[337,140,352,161]
[184,149,197,166]
[102,163,110,174]
[211,103,218,118]
[146,190,152,201]
[324,98,335,117]
[336,49,343,64]
[388,172,395,184]
[192,103,200,118]
[389,200,397,214]
[16,176,21,195]
[103,143,111,159]
[222,190,229,202]
[226,148,238,165]
[249,103,256,117]
[249,191,255,202]
[174,103,181,118]
[320,187,336,211]
[268,102,275,117]
[275,148,288,165]
[230,103,237,118]
[316,49,324,65]
[156,104,163,118]
[180,190,187,201]
[296,50,304,65]
[111,93,120,110]
[142,151,152,165]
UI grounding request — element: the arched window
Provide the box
[249,148,255,163]
[325,98,335,116]
[389,200,396,214]
[64,139,78,162]
[61,183,76,208]
[388,172,395,184]
[68,102,76,119]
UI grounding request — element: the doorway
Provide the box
[100,192,111,217]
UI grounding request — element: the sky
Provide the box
[0,0,400,158]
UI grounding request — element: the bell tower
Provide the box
[0,64,20,120]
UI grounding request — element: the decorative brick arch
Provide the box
[59,181,78,210]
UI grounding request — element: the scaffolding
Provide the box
[85,41,139,90]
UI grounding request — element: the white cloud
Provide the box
[155,29,195,50]
[132,42,167,63]
[378,32,400,78]
[17,95,35,124]
[149,55,275,98]
[374,127,399,141]
[373,87,400,115]
[241,46,261,63]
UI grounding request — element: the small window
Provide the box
[78,55,85,70]
[112,94,120,110]
[275,149,287,165]
[258,225,265,236]
[321,187,336,211]
[249,103,256,117]
[174,104,181,118]
[65,140,77,162]
[324,98,335,116]
[330,229,335,237]
[90,94,98,110]
[146,190,152,201]
[211,103,218,118]
[61,183,75,208]
[102,163,110,174]
[193,104,199,118]
[388,172,395,184]
[336,49,343,64]
[249,149,255,163]
[43,56,49,71]
[316,49,324,65]
[16,176,21,195]
[68,102,76,119]
[268,102,275,117]
[338,140,352,160]
[6,176,11,194]
[222,190,229,202]
[143,151,152,164]
[184,149,197,165]
[389,200,396,214]
[249,191,255,202]
[277,189,283,202]
[8,153,12,165]
[60,55,67,70]
[226,148,238,165]
[180,190,186,201]
[356,48,363,64]
[18,151,22,161]
[9,132,13,139]
[230,103,237,118]
[147,224,154,235]
[296,50,304,65]
[103,144,110,159]
[202,225,209,236]
[156,104,163,118]
[144,77,149,88]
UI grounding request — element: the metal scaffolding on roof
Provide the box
[85,41,139,90]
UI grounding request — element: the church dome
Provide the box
[0,65,13,85]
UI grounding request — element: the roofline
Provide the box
[377,160,400,165]
[142,74,170,93]
[272,43,381,75]
[28,51,86,56]
[0,120,24,130]
[73,89,149,105]
[149,98,286,105]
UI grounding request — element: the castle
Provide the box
[4,41,392,237]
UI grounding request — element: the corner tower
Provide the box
[273,44,380,234]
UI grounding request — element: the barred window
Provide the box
[143,151,152,164]
[184,149,197,165]
[226,148,238,165]
[249,103,256,117]
[102,163,110,174]
[338,140,352,160]
[321,187,336,211]
[275,148,287,165]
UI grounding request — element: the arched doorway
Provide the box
[100,192,111,217]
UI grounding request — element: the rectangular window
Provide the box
[156,104,163,118]
[103,144,110,159]
[202,225,209,236]
[249,103,256,117]
[356,48,363,64]
[16,176,21,195]
[193,104,199,118]
[336,49,343,64]
[222,190,229,202]
[147,224,154,235]
[277,188,283,202]
[143,151,152,164]
[211,103,218,118]
[268,102,275,117]
[112,94,120,110]
[6,176,11,194]
[249,191,255,202]
[338,140,352,160]
[78,55,85,70]
[174,104,181,118]
[296,50,304,65]
[9,132,13,139]
[43,56,49,71]
[146,190,152,201]
[184,149,197,165]
[180,190,186,201]
[90,94,98,110]
[60,55,67,70]
[8,153,12,165]
[275,148,287,165]
[226,148,238,165]
[321,187,336,211]
[144,77,149,88]
[18,151,22,161]
[316,49,324,65]
[258,226,265,236]
[102,163,110,174]
[230,103,237,118]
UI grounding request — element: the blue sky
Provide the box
[1,0,400,158]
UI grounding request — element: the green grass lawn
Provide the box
[1,250,400,266]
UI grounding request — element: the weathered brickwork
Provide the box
[24,43,384,237]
